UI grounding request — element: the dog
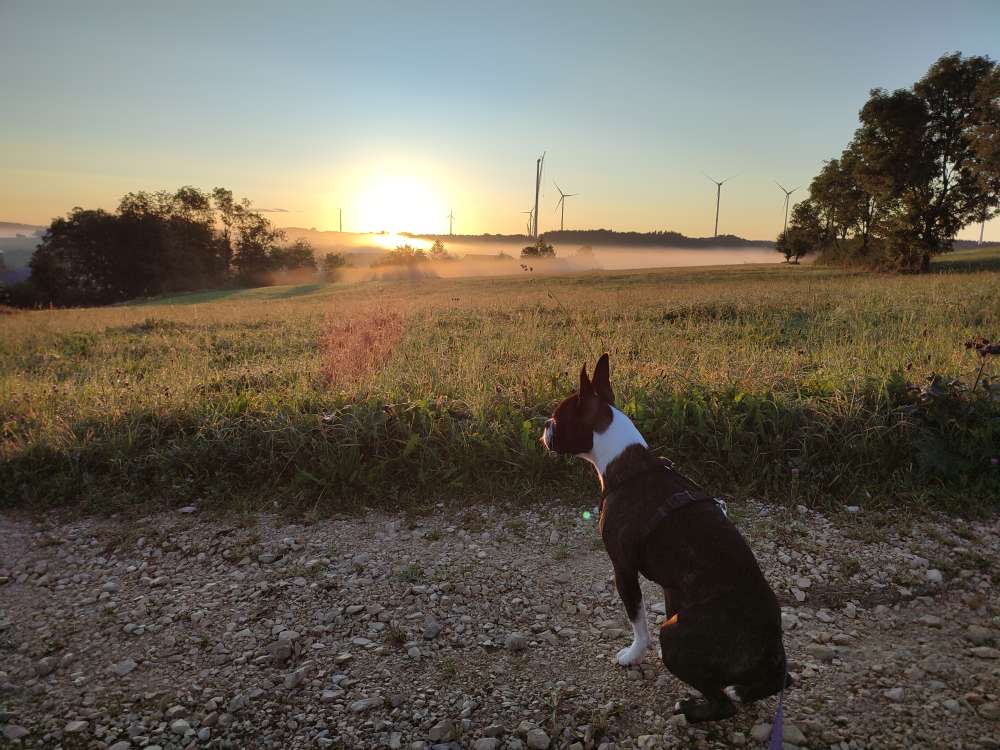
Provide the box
[541,353,788,723]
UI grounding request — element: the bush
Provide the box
[321,252,348,282]
[521,239,555,258]
[370,245,430,267]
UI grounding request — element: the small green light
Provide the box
[582,510,592,520]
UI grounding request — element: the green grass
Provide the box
[2,253,999,516]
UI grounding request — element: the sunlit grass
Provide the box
[1,256,999,515]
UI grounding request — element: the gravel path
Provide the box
[1,501,998,749]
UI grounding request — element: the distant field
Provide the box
[2,250,999,515]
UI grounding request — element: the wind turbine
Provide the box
[553,182,578,231]
[521,208,534,236]
[775,182,800,236]
[532,152,546,238]
[704,173,737,237]
[447,210,455,236]
[338,208,342,233]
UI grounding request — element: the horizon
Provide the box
[2,1,999,242]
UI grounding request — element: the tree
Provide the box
[270,239,317,272]
[853,55,996,269]
[370,245,429,267]
[30,208,123,305]
[21,186,289,306]
[971,66,1000,234]
[230,211,285,284]
[321,252,348,281]
[794,53,998,272]
[775,228,811,264]
[428,239,453,260]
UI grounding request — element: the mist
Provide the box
[283,229,782,283]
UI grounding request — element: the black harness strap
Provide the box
[644,489,723,539]
[599,458,727,538]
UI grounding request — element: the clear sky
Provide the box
[1,0,998,240]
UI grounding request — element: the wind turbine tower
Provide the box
[554,182,579,231]
[775,182,799,236]
[705,173,736,237]
[447,210,455,236]
[532,152,546,238]
[339,208,342,233]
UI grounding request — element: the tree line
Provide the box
[1,187,347,307]
[778,53,1000,270]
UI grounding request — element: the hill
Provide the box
[0,221,44,238]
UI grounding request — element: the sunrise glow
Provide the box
[352,175,447,235]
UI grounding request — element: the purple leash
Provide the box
[769,658,787,750]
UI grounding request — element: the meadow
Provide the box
[2,248,999,517]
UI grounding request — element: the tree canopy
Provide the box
[6,186,319,306]
[782,53,1000,271]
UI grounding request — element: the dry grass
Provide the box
[1,253,998,515]
[321,305,406,388]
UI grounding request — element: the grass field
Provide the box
[2,249,999,516]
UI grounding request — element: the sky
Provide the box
[1,0,998,241]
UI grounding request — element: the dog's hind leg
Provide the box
[675,688,737,723]
[659,610,736,723]
[733,655,791,704]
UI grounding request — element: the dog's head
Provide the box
[541,353,615,456]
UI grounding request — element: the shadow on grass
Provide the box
[260,283,325,299]
[132,283,330,306]
[3,383,998,516]
[132,288,245,306]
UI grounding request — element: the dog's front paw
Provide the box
[616,643,646,666]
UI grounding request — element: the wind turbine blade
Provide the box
[553,181,564,197]
[790,186,800,194]
[775,181,788,193]
[721,174,739,184]
[703,172,719,184]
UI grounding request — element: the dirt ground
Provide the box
[1,500,998,749]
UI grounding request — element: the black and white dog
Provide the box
[542,354,788,723]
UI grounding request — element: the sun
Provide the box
[353,174,446,234]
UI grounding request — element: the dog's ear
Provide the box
[578,364,593,400]
[592,353,614,405]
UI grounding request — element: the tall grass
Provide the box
[1,258,998,515]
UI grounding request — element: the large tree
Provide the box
[26,186,295,305]
[856,55,996,269]
[791,52,999,272]
[971,66,1000,236]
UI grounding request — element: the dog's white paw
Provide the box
[616,643,646,666]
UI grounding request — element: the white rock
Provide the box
[526,728,550,749]
[112,658,137,676]
[349,696,383,713]
[750,723,771,742]
[884,687,904,702]
[4,726,30,740]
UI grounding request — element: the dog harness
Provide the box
[599,458,728,536]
